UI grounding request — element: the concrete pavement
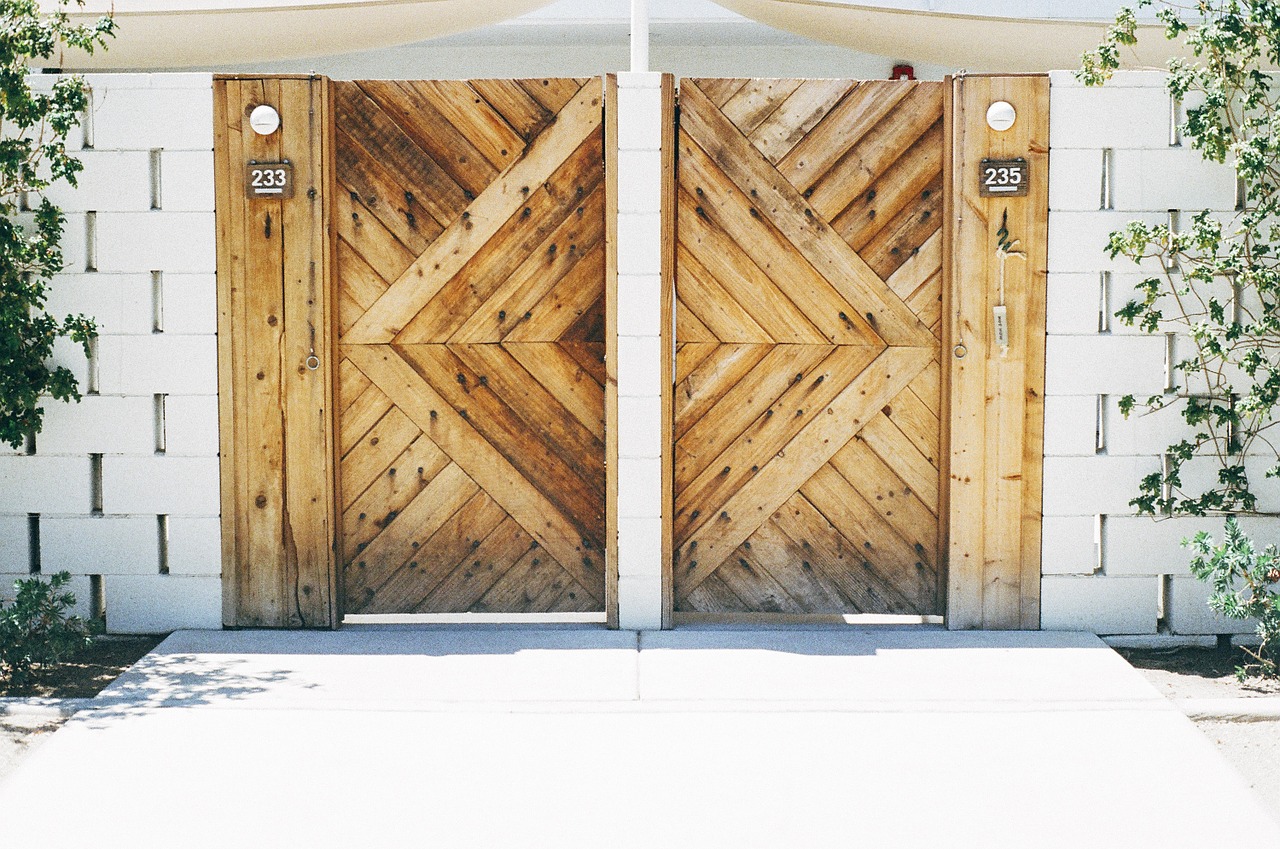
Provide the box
[1,626,1275,848]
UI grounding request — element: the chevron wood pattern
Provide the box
[674,78,945,616]
[334,79,606,615]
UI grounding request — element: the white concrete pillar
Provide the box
[630,0,649,73]
[614,71,664,630]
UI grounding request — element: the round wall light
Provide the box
[249,104,281,136]
[986,101,1016,132]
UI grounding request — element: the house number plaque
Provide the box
[979,158,1028,197]
[245,161,294,199]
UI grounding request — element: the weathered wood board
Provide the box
[673,79,946,616]
[215,76,337,627]
[947,75,1049,630]
[333,79,608,615]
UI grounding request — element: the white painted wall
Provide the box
[0,73,221,634]
[1043,70,1272,636]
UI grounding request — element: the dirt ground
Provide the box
[1121,646,1280,825]
[0,635,162,699]
[0,636,160,784]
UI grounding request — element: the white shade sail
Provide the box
[705,0,1183,73]
[41,0,556,69]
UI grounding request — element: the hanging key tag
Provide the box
[993,304,1009,350]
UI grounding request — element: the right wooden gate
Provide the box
[673,78,946,617]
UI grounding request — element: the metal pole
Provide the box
[630,0,649,72]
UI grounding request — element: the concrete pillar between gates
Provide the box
[614,71,664,630]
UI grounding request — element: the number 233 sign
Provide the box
[979,158,1029,197]
[245,161,294,199]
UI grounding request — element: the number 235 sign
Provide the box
[979,158,1029,197]
[245,161,294,199]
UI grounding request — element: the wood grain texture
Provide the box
[673,79,944,616]
[215,76,337,628]
[946,75,1049,630]
[334,79,608,616]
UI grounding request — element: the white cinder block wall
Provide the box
[1043,70,1274,636]
[0,73,222,634]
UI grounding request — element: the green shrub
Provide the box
[0,570,93,688]
[1188,518,1280,679]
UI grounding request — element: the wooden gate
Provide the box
[333,78,608,616]
[673,79,946,617]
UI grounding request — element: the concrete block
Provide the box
[160,273,217,334]
[1044,335,1166,395]
[94,212,216,273]
[1042,455,1162,516]
[1050,85,1171,149]
[45,273,153,336]
[616,71,663,90]
[166,516,222,576]
[1048,70,1168,90]
[1048,148,1104,211]
[618,396,662,459]
[1111,148,1238,212]
[79,73,214,92]
[101,456,220,515]
[97,335,218,395]
[1048,210,1166,274]
[163,395,220,456]
[0,573,92,619]
[1043,395,1098,457]
[1103,514,1224,576]
[617,335,662,397]
[159,150,215,211]
[617,516,662,579]
[617,573,662,630]
[616,273,661,337]
[90,85,215,151]
[36,395,155,455]
[40,516,159,575]
[1244,457,1280,513]
[1046,273,1104,335]
[1104,396,1194,457]
[103,574,221,634]
[618,457,662,518]
[41,151,151,212]
[616,85,663,151]
[47,335,90,389]
[33,210,88,273]
[616,149,663,213]
[1041,575,1158,634]
[1167,576,1257,635]
[616,211,661,276]
[0,516,29,572]
[1041,515,1098,575]
[0,456,91,514]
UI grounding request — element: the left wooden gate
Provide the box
[332,79,608,616]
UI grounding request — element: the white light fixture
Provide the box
[986,101,1016,132]
[249,104,281,136]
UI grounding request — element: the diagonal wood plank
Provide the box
[675,345,932,598]
[346,344,602,592]
[344,83,603,344]
[679,81,936,349]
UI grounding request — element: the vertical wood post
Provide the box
[214,75,337,628]
[605,74,620,629]
[947,74,1049,630]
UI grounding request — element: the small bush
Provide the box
[1187,518,1280,679]
[0,571,92,688]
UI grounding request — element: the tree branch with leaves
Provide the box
[0,0,113,449]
